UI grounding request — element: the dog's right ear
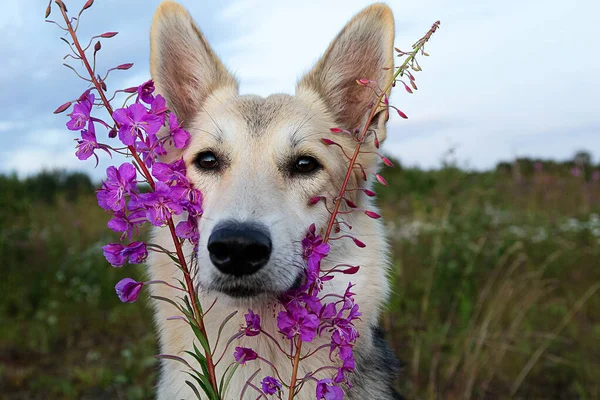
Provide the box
[150,1,238,125]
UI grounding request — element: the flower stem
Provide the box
[55,1,220,395]
[286,21,440,399]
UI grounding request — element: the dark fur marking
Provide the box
[349,326,404,400]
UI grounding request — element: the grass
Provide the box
[0,161,599,399]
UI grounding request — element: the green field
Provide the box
[1,156,599,399]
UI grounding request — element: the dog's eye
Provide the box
[195,151,219,171]
[293,156,321,175]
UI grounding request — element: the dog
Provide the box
[147,2,401,398]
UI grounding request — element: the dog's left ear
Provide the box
[297,4,394,142]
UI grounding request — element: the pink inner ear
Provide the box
[159,43,201,126]
[331,44,386,130]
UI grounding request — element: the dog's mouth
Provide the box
[209,274,304,299]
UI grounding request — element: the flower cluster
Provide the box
[234,224,361,399]
[63,79,202,302]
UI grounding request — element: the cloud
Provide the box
[1,0,599,181]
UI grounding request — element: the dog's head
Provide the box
[150,1,394,300]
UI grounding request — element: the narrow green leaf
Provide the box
[217,310,238,343]
[185,380,203,399]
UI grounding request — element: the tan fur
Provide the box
[148,2,395,399]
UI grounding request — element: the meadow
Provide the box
[1,155,598,399]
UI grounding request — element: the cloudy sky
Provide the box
[1,0,598,179]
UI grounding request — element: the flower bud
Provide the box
[309,196,325,205]
[353,238,366,248]
[54,101,72,114]
[342,265,360,274]
[101,32,118,38]
[94,41,101,53]
[364,210,381,219]
[396,109,408,119]
[363,189,376,197]
[381,156,394,167]
[356,78,370,86]
[321,138,336,145]
[116,63,134,70]
[330,127,342,133]
[345,198,357,208]
[375,173,388,186]
[82,0,94,11]
[123,86,138,93]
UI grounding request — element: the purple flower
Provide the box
[593,170,600,182]
[121,241,148,264]
[75,121,108,164]
[108,209,147,240]
[315,378,344,400]
[168,113,191,149]
[136,132,167,167]
[302,224,330,284]
[138,79,155,104]
[115,278,144,303]
[152,159,187,184]
[139,181,184,226]
[243,309,261,336]
[150,94,168,123]
[96,163,137,211]
[233,347,258,364]
[103,243,127,267]
[102,241,148,267]
[277,303,320,342]
[113,103,163,146]
[261,376,281,395]
[67,91,94,131]
[571,166,581,177]
[175,215,199,243]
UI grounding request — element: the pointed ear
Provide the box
[296,4,394,140]
[150,1,238,125]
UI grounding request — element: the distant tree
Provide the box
[574,151,592,167]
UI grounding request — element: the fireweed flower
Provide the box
[175,215,199,243]
[152,159,187,185]
[108,209,147,240]
[75,121,110,163]
[302,224,331,277]
[261,376,281,395]
[96,163,137,211]
[316,378,344,400]
[67,91,94,131]
[115,278,144,303]
[168,113,191,149]
[139,181,184,226]
[112,103,162,146]
[233,347,258,364]
[138,79,155,104]
[243,309,261,336]
[136,132,167,167]
[150,94,168,123]
[103,241,148,267]
[277,303,320,342]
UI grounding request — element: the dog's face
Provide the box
[150,1,394,300]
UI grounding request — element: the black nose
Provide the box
[207,222,272,276]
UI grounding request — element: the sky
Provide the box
[1,0,598,180]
